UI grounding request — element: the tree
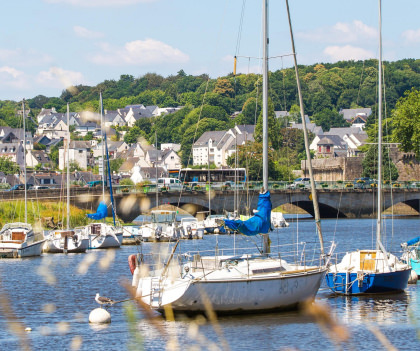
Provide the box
[0,156,20,174]
[254,99,282,149]
[124,126,142,144]
[312,108,347,132]
[239,97,260,125]
[226,142,279,181]
[362,145,399,181]
[392,88,420,158]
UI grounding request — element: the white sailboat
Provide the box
[129,0,330,313]
[43,103,89,254]
[325,0,411,294]
[0,99,45,258]
[76,93,123,249]
[138,210,181,242]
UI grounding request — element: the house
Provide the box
[0,140,24,170]
[161,143,181,152]
[121,106,154,127]
[339,108,372,124]
[104,111,126,128]
[290,116,324,136]
[36,107,57,123]
[192,125,255,167]
[58,141,91,170]
[161,148,182,170]
[0,128,33,150]
[26,150,53,169]
[75,121,97,137]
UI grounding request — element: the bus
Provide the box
[169,168,247,185]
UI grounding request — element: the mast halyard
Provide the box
[100,92,105,203]
[376,0,383,250]
[66,103,70,230]
[285,0,324,256]
[22,99,27,223]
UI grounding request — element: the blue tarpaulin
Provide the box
[87,201,108,220]
[406,237,420,246]
[224,191,272,236]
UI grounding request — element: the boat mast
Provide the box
[100,92,105,203]
[285,0,324,256]
[66,103,70,229]
[262,0,269,192]
[22,99,27,223]
[261,0,270,254]
[376,0,383,249]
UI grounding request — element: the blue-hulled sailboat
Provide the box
[325,0,411,295]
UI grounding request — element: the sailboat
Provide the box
[0,99,45,258]
[76,93,123,249]
[43,103,89,253]
[325,0,411,295]
[128,0,330,313]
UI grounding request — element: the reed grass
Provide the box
[0,200,90,229]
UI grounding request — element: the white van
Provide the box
[157,178,182,190]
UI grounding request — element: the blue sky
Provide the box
[1,0,419,101]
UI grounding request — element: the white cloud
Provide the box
[36,67,87,89]
[44,0,155,7]
[73,26,104,39]
[0,66,29,90]
[90,38,189,66]
[402,28,420,43]
[0,48,53,67]
[298,20,377,44]
[323,45,374,62]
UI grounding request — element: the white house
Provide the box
[59,141,91,170]
[192,125,255,167]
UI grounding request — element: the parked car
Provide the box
[7,184,33,191]
[85,180,106,188]
[32,185,50,190]
[288,177,311,189]
[157,177,183,190]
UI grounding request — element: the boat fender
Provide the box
[408,270,418,284]
[128,254,137,275]
[132,266,141,288]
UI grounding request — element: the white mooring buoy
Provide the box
[89,308,111,324]
[408,270,418,284]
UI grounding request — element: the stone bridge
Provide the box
[1,187,418,222]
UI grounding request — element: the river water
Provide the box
[0,217,419,350]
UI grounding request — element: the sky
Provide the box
[1,0,419,101]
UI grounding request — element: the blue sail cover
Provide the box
[406,237,420,246]
[87,201,108,220]
[224,191,272,236]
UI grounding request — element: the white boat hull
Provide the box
[89,232,122,249]
[135,256,327,313]
[43,236,89,253]
[0,239,45,258]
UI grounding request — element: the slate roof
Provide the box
[325,127,365,139]
[194,131,226,147]
[340,108,372,121]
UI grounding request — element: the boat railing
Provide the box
[330,250,401,272]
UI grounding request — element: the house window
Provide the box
[326,146,331,152]
[171,156,174,160]
[318,146,321,153]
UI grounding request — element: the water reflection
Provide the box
[331,293,408,325]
